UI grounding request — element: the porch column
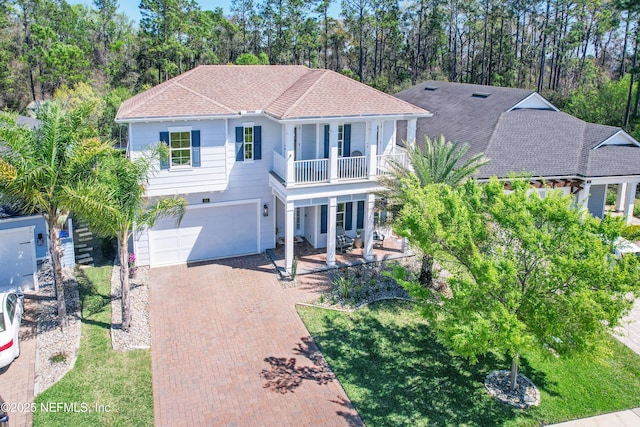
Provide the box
[624,182,638,225]
[326,197,337,267]
[407,118,417,147]
[285,124,295,186]
[367,121,378,179]
[285,201,295,273]
[363,193,376,261]
[616,183,628,212]
[575,181,591,212]
[329,123,339,183]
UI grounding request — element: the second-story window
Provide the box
[244,126,254,160]
[170,131,191,167]
[337,125,344,157]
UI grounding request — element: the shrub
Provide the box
[606,188,617,205]
[333,275,354,300]
[622,225,640,241]
[50,352,68,364]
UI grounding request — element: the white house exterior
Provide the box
[116,65,430,272]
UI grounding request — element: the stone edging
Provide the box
[296,296,413,313]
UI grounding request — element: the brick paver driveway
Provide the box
[149,254,363,426]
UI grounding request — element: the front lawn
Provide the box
[33,266,153,427]
[298,300,640,427]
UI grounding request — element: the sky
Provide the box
[71,1,341,23]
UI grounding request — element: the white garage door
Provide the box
[0,227,37,291]
[149,202,259,267]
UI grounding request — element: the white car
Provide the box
[0,291,24,369]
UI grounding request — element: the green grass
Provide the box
[298,300,640,427]
[33,266,153,427]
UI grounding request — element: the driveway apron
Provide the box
[149,254,362,426]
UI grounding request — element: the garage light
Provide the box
[37,233,44,246]
[263,204,269,217]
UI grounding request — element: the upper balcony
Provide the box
[271,150,407,187]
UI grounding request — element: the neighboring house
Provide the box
[116,65,430,272]
[0,206,46,291]
[395,81,640,223]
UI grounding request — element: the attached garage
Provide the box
[148,201,260,267]
[0,227,38,291]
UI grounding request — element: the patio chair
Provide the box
[336,226,354,253]
[373,230,385,248]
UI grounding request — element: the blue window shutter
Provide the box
[344,124,351,156]
[191,130,201,167]
[345,202,353,230]
[254,126,262,160]
[357,201,365,229]
[159,132,170,169]
[320,205,327,234]
[323,125,329,158]
[235,127,244,161]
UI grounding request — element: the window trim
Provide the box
[167,126,192,169]
[337,125,344,157]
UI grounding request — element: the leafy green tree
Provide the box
[235,52,269,64]
[63,148,185,331]
[0,102,110,328]
[380,135,488,287]
[395,177,640,391]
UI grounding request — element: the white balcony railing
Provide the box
[337,156,367,180]
[294,158,329,183]
[377,153,408,176]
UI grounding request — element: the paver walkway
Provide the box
[149,254,363,426]
[615,299,640,355]
[0,294,37,427]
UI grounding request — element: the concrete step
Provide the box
[75,243,88,249]
[76,253,91,260]
[78,247,93,253]
[78,232,92,238]
[77,237,93,243]
[77,257,94,264]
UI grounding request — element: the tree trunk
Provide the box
[510,354,519,390]
[120,237,131,332]
[418,253,433,287]
[48,216,67,330]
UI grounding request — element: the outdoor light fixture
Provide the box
[263,204,269,217]
[37,233,43,246]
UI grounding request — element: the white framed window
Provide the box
[169,131,191,167]
[295,207,301,231]
[244,126,254,160]
[336,203,345,229]
[337,125,344,157]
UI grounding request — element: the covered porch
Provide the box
[267,233,408,276]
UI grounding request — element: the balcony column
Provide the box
[329,123,339,183]
[363,193,376,261]
[407,118,417,147]
[285,201,295,273]
[616,183,628,212]
[624,182,638,225]
[326,197,337,267]
[367,121,378,179]
[284,124,295,186]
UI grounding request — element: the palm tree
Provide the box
[0,102,110,328]
[380,135,489,287]
[63,148,185,332]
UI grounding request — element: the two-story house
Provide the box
[116,65,431,272]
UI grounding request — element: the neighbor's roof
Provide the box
[395,80,640,179]
[116,65,430,121]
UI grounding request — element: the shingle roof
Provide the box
[117,65,429,121]
[395,80,640,179]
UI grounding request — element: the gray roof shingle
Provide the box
[395,81,640,179]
